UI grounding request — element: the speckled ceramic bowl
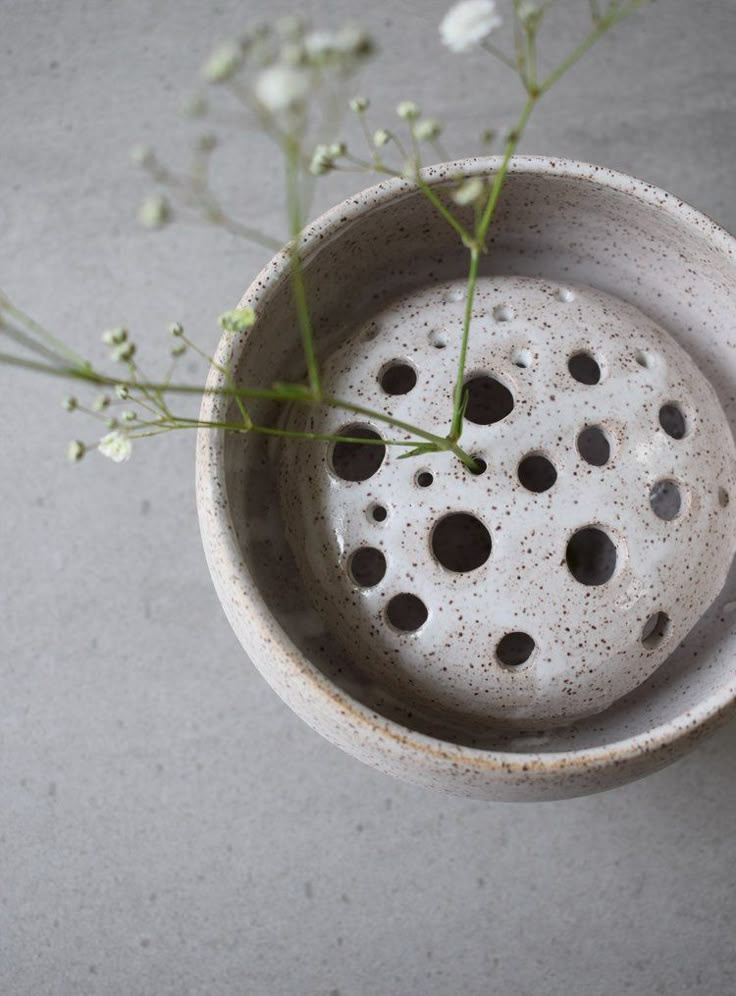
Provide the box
[196,156,736,801]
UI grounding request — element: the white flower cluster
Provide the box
[440,0,502,53]
[201,19,374,116]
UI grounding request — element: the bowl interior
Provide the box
[216,159,736,753]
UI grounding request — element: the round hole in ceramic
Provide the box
[566,526,618,586]
[369,503,388,523]
[331,425,386,482]
[568,351,602,385]
[428,328,448,349]
[496,632,536,668]
[431,512,492,573]
[493,304,514,322]
[463,375,514,425]
[379,361,417,395]
[416,470,434,488]
[577,425,612,467]
[518,453,557,493]
[650,478,683,521]
[641,611,670,650]
[385,593,428,633]
[659,402,688,440]
[348,547,387,588]
[511,348,532,368]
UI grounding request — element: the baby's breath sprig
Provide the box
[1,2,649,472]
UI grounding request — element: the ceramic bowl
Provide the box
[196,156,736,800]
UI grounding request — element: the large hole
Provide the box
[577,425,611,467]
[348,547,387,588]
[369,503,387,522]
[463,375,514,425]
[518,453,557,493]
[650,479,682,521]
[380,361,417,395]
[386,593,428,632]
[641,611,670,649]
[496,632,535,667]
[416,470,434,488]
[568,351,601,385]
[659,403,687,439]
[331,425,386,482]
[566,527,617,586]
[431,512,492,573]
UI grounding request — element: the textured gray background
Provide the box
[2,1,736,994]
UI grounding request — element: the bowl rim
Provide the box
[196,154,736,781]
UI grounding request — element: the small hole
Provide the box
[558,287,575,303]
[349,547,387,588]
[641,611,670,649]
[331,426,386,482]
[380,361,417,395]
[448,287,465,302]
[511,348,532,368]
[432,512,492,573]
[496,632,535,667]
[568,351,601,385]
[650,479,682,521]
[493,304,514,322]
[566,527,617,586]
[577,425,611,467]
[659,403,687,440]
[370,504,387,522]
[416,470,433,488]
[469,456,487,475]
[636,350,654,368]
[518,453,557,493]
[429,328,447,349]
[719,487,730,508]
[386,593,428,632]
[464,375,514,425]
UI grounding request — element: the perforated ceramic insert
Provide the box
[278,276,736,729]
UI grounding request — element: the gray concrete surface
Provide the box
[2,1,736,993]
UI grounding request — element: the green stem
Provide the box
[449,245,480,441]
[285,137,321,398]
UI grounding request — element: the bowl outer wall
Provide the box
[195,155,736,801]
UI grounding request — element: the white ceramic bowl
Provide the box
[196,156,736,800]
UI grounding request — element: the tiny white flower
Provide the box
[138,194,170,230]
[92,394,111,412]
[349,95,369,112]
[112,341,136,362]
[255,64,310,112]
[304,30,336,62]
[98,430,132,464]
[101,326,128,346]
[373,128,391,148]
[309,144,335,176]
[171,341,187,357]
[451,176,485,205]
[218,307,256,332]
[129,144,155,168]
[334,26,373,57]
[121,410,137,422]
[516,2,542,28]
[169,322,184,337]
[440,0,502,53]
[412,117,442,141]
[202,41,243,83]
[67,440,85,462]
[397,100,420,120]
[62,395,77,412]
